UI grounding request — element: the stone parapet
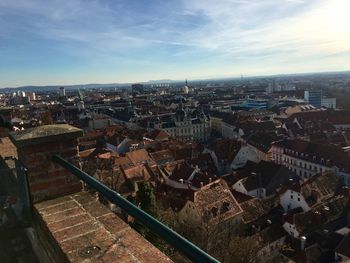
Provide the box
[9,124,84,203]
[31,191,172,263]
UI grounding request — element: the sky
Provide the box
[0,0,350,87]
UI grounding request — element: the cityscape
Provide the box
[1,1,350,263]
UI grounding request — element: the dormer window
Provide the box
[221,202,231,213]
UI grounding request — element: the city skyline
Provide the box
[1,0,350,87]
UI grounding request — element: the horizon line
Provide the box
[1,69,350,90]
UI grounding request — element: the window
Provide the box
[297,198,300,201]
[291,195,293,199]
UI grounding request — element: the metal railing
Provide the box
[0,157,31,228]
[52,154,220,263]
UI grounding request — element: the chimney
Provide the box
[209,177,212,183]
[200,182,204,188]
[179,179,184,184]
[9,124,83,203]
[300,236,306,251]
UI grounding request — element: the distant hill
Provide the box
[1,70,349,92]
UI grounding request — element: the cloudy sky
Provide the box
[0,0,349,87]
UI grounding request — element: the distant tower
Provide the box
[127,100,134,115]
[267,80,275,94]
[28,92,36,101]
[183,79,189,94]
[77,89,85,111]
[59,87,66,97]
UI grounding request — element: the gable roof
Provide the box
[121,164,153,184]
[285,195,349,235]
[144,129,170,141]
[300,172,343,206]
[240,197,272,224]
[246,132,281,153]
[193,179,243,225]
[149,149,174,165]
[237,160,299,195]
[125,149,155,167]
[208,139,242,163]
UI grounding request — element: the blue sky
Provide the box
[0,0,349,87]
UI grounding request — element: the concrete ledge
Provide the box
[32,191,172,263]
[9,124,83,148]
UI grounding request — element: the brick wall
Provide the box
[10,124,84,203]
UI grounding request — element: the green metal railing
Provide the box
[52,154,220,263]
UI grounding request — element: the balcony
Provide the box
[0,124,219,263]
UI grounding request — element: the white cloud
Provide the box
[0,0,349,85]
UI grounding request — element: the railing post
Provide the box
[15,159,32,224]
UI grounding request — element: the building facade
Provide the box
[271,140,350,186]
[304,90,322,108]
[153,104,211,142]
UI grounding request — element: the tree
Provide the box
[136,182,158,217]
[224,236,260,263]
[131,182,159,237]
[131,182,181,257]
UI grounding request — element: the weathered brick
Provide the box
[30,177,67,192]
[35,196,72,210]
[53,221,101,242]
[33,191,172,263]
[97,213,129,234]
[48,213,92,233]
[60,227,114,253]
[81,200,111,218]
[97,242,135,263]
[43,207,85,224]
[47,182,82,198]
[72,192,97,205]
[39,200,79,215]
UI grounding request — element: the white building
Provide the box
[321,97,337,109]
[271,139,350,186]
[59,87,66,97]
[280,189,310,212]
[153,104,210,142]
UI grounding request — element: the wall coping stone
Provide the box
[9,124,83,148]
